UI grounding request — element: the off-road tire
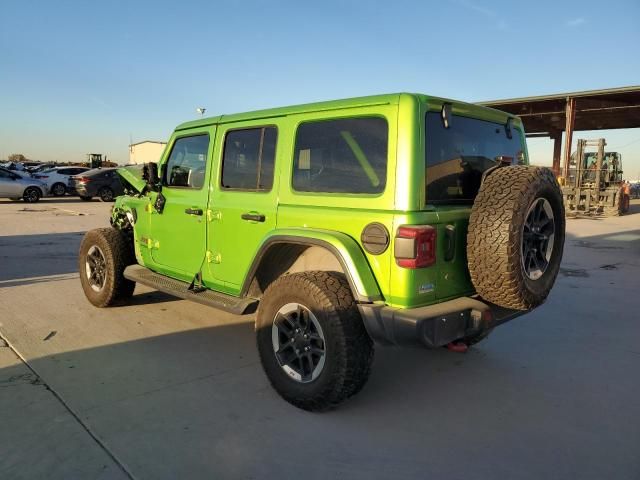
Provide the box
[23,187,41,203]
[467,166,565,310]
[99,187,114,202]
[80,196,92,201]
[51,182,67,197]
[256,271,374,411]
[78,227,136,307]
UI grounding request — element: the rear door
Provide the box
[204,122,279,292]
[148,128,215,281]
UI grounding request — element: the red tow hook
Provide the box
[446,341,468,353]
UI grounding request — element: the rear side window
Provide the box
[425,112,524,203]
[292,117,388,194]
[164,135,210,188]
[221,127,277,191]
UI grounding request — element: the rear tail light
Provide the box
[77,176,90,183]
[394,225,436,269]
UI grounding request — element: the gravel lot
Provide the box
[1,197,639,480]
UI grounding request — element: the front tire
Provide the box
[51,183,67,197]
[78,228,136,307]
[256,271,374,411]
[99,187,114,202]
[23,187,41,203]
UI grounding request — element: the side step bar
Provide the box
[124,265,257,315]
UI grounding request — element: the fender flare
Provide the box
[242,228,382,303]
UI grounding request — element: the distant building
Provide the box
[129,141,167,165]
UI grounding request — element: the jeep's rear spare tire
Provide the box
[256,271,374,411]
[467,166,565,310]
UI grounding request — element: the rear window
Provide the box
[425,112,524,203]
[292,117,388,194]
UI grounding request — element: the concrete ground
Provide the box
[0,197,639,480]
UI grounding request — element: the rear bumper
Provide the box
[358,297,526,348]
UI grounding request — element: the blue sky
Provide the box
[1,0,639,177]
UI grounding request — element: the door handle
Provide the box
[241,213,266,222]
[185,208,203,216]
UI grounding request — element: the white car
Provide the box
[33,166,90,197]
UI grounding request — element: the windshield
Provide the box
[425,112,524,203]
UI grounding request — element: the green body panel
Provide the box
[203,118,281,291]
[114,92,527,310]
[255,227,383,302]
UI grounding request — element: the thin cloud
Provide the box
[566,17,586,27]
[450,0,509,30]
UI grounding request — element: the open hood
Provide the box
[117,164,147,193]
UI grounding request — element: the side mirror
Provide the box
[142,162,160,190]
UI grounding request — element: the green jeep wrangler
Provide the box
[79,93,565,411]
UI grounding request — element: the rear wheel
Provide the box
[256,271,374,411]
[99,187,114,202]
[23,187,41,203]
[51,182,67,197]
[79,228,136,307]
[467,166,565,310]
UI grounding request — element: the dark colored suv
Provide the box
[69,168,124,202]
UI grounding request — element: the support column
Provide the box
[562,97,576,176]
[552,132,562,176]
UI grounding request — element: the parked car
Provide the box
[28,163,58,174]
[69,168,124,202]
[0,167,48,202]
[33,166,90,196]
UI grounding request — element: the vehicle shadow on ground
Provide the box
[1,229,639,479]
[0,232,85,283]
[0,197,107,205]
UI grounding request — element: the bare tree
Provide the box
[8,153,27,163]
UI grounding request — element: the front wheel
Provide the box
[256,271,374,411]
[99,187,114,202]
[51,183,67,197]
[78,228,136,307]
[23,187,41,203]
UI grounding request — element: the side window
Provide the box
[292,117,388,194]
[221,127,277,191]
[58,169,70,175]
[164,135,210,188]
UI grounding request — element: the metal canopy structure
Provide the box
[480,86,640,175]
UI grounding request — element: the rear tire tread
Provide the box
[256,271,374,411]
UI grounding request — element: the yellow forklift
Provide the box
[561,138,630,216]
